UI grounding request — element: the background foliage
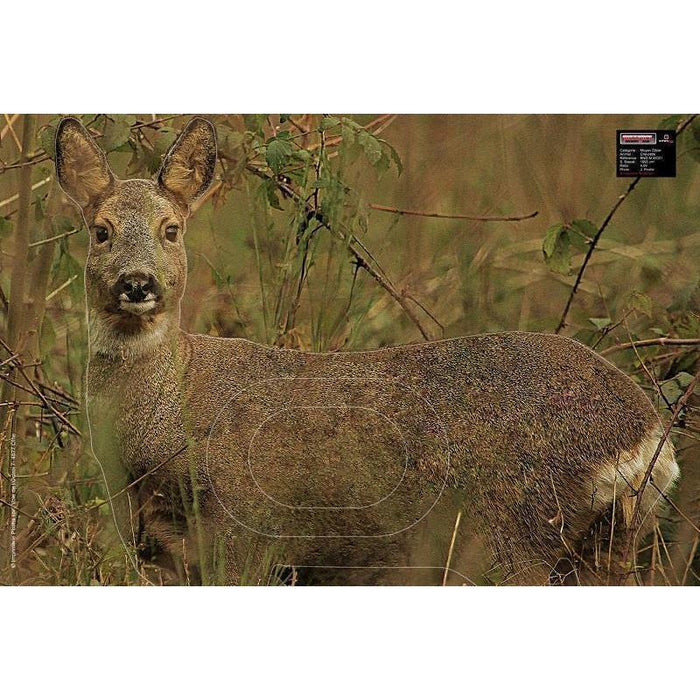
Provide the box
[0,114,698,584]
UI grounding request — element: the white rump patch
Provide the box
[590,427,680,528]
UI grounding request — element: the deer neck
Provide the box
[88,304,181,363]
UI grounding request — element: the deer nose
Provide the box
[114,272,161,303]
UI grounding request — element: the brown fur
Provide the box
[55,117,679,585]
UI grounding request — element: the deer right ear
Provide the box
[55,118,114,208]
[157,117,217,208]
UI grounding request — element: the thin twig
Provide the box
[0,338,81,436]
[681,534,699,586]
[0,114,19,142]
[131,115,178,131]
[0,498,37,523]
[0,176,52,211]
[45,275,77,302]
[29,227,79,248]
[3,114,22,150]
[309,114,396,151]
[0,153,51,173]
[600,337,700,357]
[368,203,539,222]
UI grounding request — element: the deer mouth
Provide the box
[119,298,158,315]
[115,288,161,316]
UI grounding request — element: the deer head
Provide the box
[54,117,217,356]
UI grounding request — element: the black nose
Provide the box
[114,272,161,303]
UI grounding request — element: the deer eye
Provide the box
[165,225,179,242]
[94,226,109,244]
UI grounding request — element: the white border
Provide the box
[2,0,699,695]
[0,587,698,698]
[3,2,698,113]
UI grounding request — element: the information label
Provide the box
[617,130,676,177]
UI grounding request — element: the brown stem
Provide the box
[368,203,539,222]
[27,182,63,370]
[1,114,36,443]
[600,337,700,357]
[4,115,35,352]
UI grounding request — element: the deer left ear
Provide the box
[55,117,114,208]
[157,117,217,207]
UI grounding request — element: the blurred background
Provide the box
[0,114,698,584]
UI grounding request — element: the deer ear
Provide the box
[157,117,217,207]
[55,118,114,208]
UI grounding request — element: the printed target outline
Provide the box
[204,375,452,538]
[247,403,410,510]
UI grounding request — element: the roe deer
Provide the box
[54,116,679,585]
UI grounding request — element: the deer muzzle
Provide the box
[113,271,163,315]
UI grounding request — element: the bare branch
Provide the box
[369,203,539,222]
[600,337,700,357]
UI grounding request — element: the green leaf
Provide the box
[101,116,132,152]
[542,224,563,257]
[243,115,266,138]
[569,219,597,240]
[375,151,391,179]
[292,149,311,163]
[341,124,356,147]
[260,179,283,210]
[53,247,84,306]
[627,290,653,317]
[588,317,611,330]
[216,126,244,153]
[141,128,179,174]
[52,215,77,235]
[660,371,695,405]
[265,137,294,174]
[657,115,683,130]
[357,129,382,166]
[40,124,58,159]
[319,116,340,130]
[542,224,571,275]
[382,140,403,176]
[34,192,45,222]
